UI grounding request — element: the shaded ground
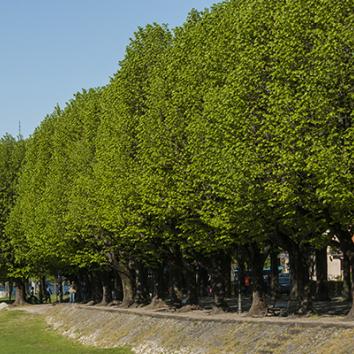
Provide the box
[16,302,354,327]
[5,291,351,317]
[13,292,352,321]
[199,295,351,317]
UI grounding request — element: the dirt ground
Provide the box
[12,302,354,354]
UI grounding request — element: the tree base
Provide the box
[12,300,28,306]
[345,305,354,321]
[144,296,169,310]
[177,304,201,313]
[248,293,267,317]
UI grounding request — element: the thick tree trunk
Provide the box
[247,245,268,317]
[147,263,169,309]
[274,227,314,314]
[14,279,27,305]
[333,226,354,319]
[100,284,112,305]
[223,255,232,297]
[288,256,298,313]
[99,272,112,305]
[117,261,135,307]
[183,263,198,306]
[315,247,329,301]
[301,276,313,314]
[153,264,167,299]
[342,254,352,300]
[89,273,102,303]
[113,273,123,301]
[249,288,267,316]
[8,281,13,301]
[331,225,354,320]
[197,265,209,297]
[270,250,280,302]
[288,246,312,314]
[168,258,183,307]
[79,273,90,303]
[38,276,45,303]
[170,254,199,307]
[345,252,354,320]
[58,280,63,303]
[134,264,150,305]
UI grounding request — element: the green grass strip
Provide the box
[0,310,131,354]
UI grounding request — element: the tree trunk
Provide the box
[315,247,329,301]
[223,255,232,297]
[79,273,90,303]
[168,258,183,307]
[270,250,280,302]
[247,245,268,317]
[113,273,123,301]
[345,251,354,319]
[342,253,352,300]
[99,272,112,305]
[117,261,135,307]
[183,263,198,306]
[58,280,63,303]
[197,265,209,297]
[332,226,354,319]
[147,263,169,309]
[274,227,315,314]
[153,264,167,299]
[134,264,150,305]
[8,281,13,301]
[14,279,27,305]
[38,276,45,303]
[88,273,102,303]
[288,246,312,314]
[143,267,168,309]
[249,288,267,316]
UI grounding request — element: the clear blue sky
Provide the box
[0,0,220,138]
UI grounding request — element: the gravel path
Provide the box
[13,303,354,328]
[12,304,54,315]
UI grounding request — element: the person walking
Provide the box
[68,282,77,303]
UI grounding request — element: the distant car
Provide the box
[278,273,291,293]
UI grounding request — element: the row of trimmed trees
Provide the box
[0,0,353,317]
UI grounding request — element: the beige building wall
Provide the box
[327,249,342,280]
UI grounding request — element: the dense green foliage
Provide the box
[0,134,25,279]
[1,0,353,316]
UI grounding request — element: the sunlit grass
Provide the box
[0,310,132,354]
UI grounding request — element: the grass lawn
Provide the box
[0,310,132,354]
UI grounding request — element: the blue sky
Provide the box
[0,0,219,138]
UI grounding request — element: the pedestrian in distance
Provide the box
[68,282,77,303]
